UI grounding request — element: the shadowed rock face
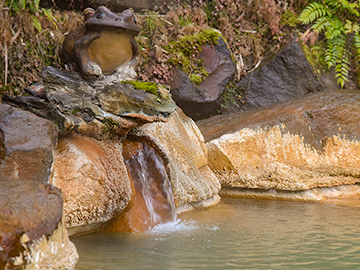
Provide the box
[0,178,78,269]
[0,103,78,269]
[197,90,360,195]
[0,177,62,268]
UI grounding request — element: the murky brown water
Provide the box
[72,197,360,269]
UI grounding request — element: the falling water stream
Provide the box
[116,137,176,231]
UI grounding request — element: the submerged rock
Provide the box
[197,90,360,199]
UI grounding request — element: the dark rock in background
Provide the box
[168,37,236,120]
[221,39,325,114]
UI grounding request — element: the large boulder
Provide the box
[0,104,58,182]
[0,177,78,270]
[197,90,360,200]
[168,37,236,120]
[50,134,132,235]
[221,39,325,114]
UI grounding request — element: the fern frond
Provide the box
[19,0,26,10]
[325,18,344,39]
[299,2,331,24]
[355,33,360,85]
[355,33,360,55]
[326,35,350,88]
[33,0,40,9]
[311,17,329,32]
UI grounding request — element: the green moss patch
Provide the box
[121,80,159,96]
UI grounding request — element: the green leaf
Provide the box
[31,15,42,32]
[42,8,58,30]
[34,0,40,9]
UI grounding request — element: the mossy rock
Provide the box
[165,28,221,85]
[98,83,177,119]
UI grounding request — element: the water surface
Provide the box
[72,197,360,269]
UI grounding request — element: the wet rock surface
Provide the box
[106,138,176,232]
[51,134,132,236]
[221,39,325,114]
[197,90,360,193]
[0,104,58,183]
[168,37,236,120]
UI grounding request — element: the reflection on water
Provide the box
[72,198,360,270]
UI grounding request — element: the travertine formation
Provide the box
[198,90,360,201]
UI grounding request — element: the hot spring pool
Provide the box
[71,197,360,269]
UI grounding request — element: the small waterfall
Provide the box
[122,137,176,230]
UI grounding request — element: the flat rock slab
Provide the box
[197,90,360,191]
